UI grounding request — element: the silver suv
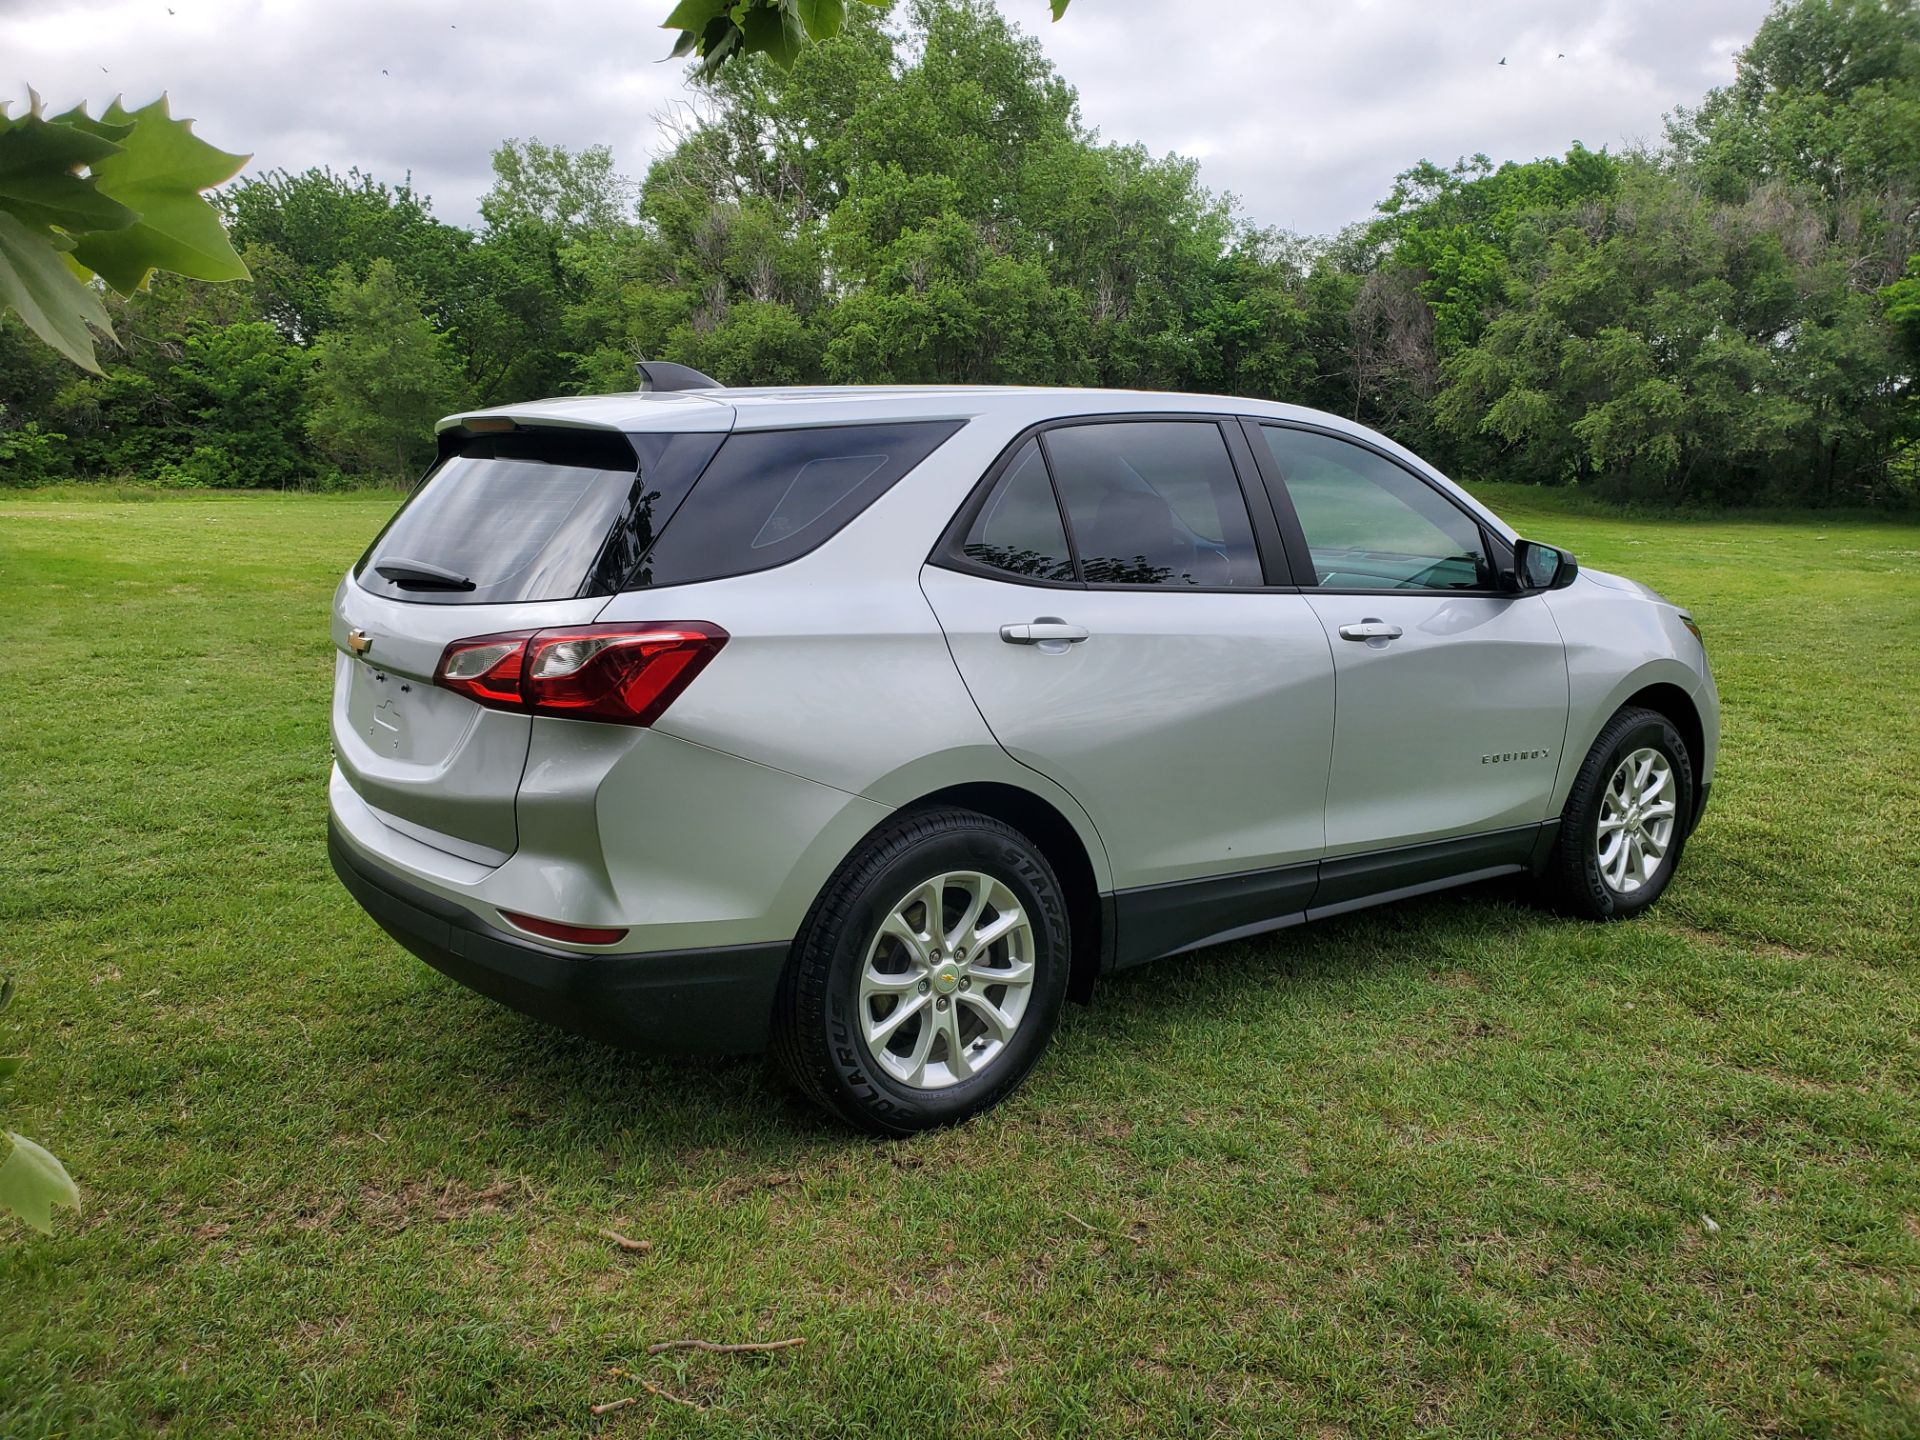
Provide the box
[329,379,1718,1133]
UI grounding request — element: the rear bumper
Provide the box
[329,821,788,1054]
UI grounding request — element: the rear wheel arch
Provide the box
[885,783,1104,1005]
[772,803,1074,1132]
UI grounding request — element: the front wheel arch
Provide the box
[1541,705,1695,920]
[1617,683,1705,832]
[1557,664,1710,837]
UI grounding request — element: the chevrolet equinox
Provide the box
[328,375,1718,1133]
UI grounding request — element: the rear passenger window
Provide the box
[1044,422,1261,587]
[961,439,1075,582]
[639,421,963,587]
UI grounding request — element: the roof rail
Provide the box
[634,360,722,393]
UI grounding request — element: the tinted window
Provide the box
[1044,422,1261,587]
[961,439,1075,581]
[639,421,963,587]
[1261,427,1490,591]
[354,429,723,606]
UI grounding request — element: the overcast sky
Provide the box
[4,0,1771,236]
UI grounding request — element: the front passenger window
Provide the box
[1261,427,1490,591]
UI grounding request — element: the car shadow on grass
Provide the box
[365,879,1563,1166]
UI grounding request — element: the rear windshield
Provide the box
[355,419,962,604]
[354,429,722,606]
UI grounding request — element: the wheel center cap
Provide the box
[930,959,961,995]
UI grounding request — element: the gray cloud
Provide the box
[3,0,1769,234]
[1039,0,1768,232]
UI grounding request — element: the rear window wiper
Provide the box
[374,557,476,591]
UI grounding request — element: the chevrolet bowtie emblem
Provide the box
[348,628,373,656]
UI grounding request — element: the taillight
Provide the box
[439,638,526,706]
[435,623,727,726]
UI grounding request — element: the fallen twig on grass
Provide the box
[645,1337,805,1356]
[643,1379,707,1410]
[594,1376,711,1415]
[599,1228,653,1254]
[590,1341,796,1419]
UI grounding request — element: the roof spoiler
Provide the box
[635,360,722,393]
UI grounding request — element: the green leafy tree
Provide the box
[1669,0,1920,208]
[669,297,825,382]
[20,268,276,483]
[222,167,464,344]
[0,978,79,1234]
[1371,145,1621,351]
[625,0,1266,395]
[1883,251,1920,503]
[481,138,633,238]
[164,319,313,488]
[662,0,1071,75]
[305,258,464,483]
[474,140,635,400]
[226,161,589,405]
[8,0,1913,507]
[1432,166,1902,503]
[0,411,66,487]
[0,94,248,370]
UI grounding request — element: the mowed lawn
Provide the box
[1,485,1917,1440]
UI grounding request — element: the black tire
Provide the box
[771,807,1070,1136]
[1544,705,1695,920]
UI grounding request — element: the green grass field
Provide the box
[2,486,1917,1438]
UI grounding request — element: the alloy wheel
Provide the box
[857,870,1037,1089]
[1596,746,1677,895]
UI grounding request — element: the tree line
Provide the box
[2,0,1916,507]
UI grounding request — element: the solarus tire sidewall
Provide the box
[776,810,1070,1136]
[1556,707,1695,920]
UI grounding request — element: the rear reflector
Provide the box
[435,622,727,726]
[500,911,629,947]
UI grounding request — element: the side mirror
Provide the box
[1511,538,1578,593]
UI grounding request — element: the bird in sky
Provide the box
[1499,57,1507,66]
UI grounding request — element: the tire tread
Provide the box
[771,807,1067,1135]
[1544,705,1693,921]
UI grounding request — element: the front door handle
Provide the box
[1338,619,1403,642]
[1000,620,1090,645]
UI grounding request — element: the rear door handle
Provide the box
[1000,620,1090,645]
[1338,620,1403,642]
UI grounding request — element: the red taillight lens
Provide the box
[499,911,629,947]
[435,623,727,726]
[437,635,528,706]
